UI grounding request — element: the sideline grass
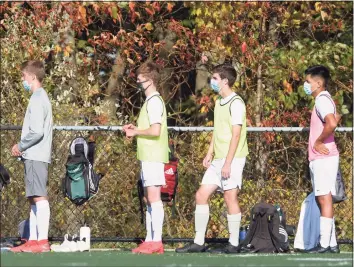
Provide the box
[1,251,352,267]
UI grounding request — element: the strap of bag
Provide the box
[137,179,145,224]
[315,94,336,123]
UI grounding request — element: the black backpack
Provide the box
[63,137,102,205]
[0,164,10,192]
[238,202,289,253]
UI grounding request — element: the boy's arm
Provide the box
[225,125,241,164]
[314,114,337,155]
[134,124,161,137]
[203,133,214,168]
[18,100,45,152]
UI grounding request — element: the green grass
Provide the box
[1,251,352,267]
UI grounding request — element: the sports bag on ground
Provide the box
[238,202,289,253]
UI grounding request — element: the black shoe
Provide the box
[224,243,240,254]
[239,244,256,253]
[207,243,240,254]
[330,245,340,253]
[175,243,206,253]
[306,244,330,253]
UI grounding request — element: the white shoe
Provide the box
[51,234,79,252]
[77,238,90,252]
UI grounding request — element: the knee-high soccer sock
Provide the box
[36,200,50,241]
[329,217,337,247]
[151,201,164,242]
[29,205,38,241]
[227,213,241,247]
[145,205,153,242]
[193,204,209,246]
[320,216,333,248]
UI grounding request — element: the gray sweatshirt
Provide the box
[18,88,53,163]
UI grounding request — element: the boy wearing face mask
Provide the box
[176,64,248,254]
[123,61,168,254]
[303,65,341,253]
[11,60,53,253]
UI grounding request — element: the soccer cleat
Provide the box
[10,240,37,253]
[22,240,50,253]
[330,245,340,253]
[132,241,153,254]
[224,243,240,254]
[208,243,240,254]
[306,244,330,253]
[175,243,206,253]
[138,241,164,254]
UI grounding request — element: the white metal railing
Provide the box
[0,125,353,132]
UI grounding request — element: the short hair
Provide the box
[21,60,45,82]
[304,65,330,88]
[136,61,161,86]
[212,64,237,87]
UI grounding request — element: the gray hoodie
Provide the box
[18,88,53,163]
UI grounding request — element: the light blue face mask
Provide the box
[22,80,31,91]
[303,82,313,95]
[210,79,220,93]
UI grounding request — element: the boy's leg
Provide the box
[146,186,164,242]
[22,160,50,253]
[224,188,241,247]
[194,184,218,245]
[308,156,338,253]
[222,157,245,249]
[29,198,38,241]
[143,188,153,242]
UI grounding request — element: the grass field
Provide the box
[1,250,352,267]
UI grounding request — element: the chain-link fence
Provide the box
[0,126,352,249]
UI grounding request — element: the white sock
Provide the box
[36,200,50,241]
[29,205,38,241]
[227,213,241,247]
[329,218,337,247]
[151,201,164,242]
[193,205,209,246]
[145,205,153,242]
[320,216,333,248]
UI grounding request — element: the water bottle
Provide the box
[275,204,283,223]
[79,225,91,251]
[239,226,247,241]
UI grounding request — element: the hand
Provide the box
[203,153,213,168]
[221,162,231,179]
[314,140,329,155]
[201,53,208,64]
[123,124,136,132]
[125,128,137,138]
[11,144,22,157]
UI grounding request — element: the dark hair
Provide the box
[212,64,237,87]
[21,60,46,82]
[136,61,161,86]
[304,65,330,88]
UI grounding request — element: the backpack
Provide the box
[137,144,179,224]
[238,202,289,253]
[63,137,102,205]
[0,164,10,192]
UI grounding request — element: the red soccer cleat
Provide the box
[138,241,164,254]
[132,241,153,254]
[22,239,50,253]
[10,240,37,253]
